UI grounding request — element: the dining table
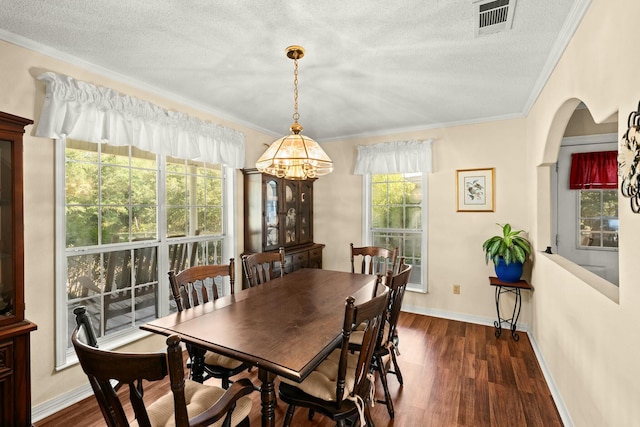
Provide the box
[141,268,379,427]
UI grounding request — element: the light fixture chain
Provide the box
[293,57,299,122]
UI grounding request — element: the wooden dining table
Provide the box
[141,268,378,427]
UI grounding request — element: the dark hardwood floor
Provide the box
[35,312,563,427]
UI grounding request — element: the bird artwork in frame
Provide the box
[456,168,495,212]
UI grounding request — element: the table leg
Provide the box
[509,288,522,341]
[258,368,277,427]
[188,344,207,383]
[493,285,502,338]
[494,285,523,341]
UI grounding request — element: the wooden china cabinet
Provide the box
[0,112,37,426]
[242,168,324,286]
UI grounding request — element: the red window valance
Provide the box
[569,151,618,189]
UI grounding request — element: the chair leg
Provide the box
[308,409,315,420]
[376,356,395,418]
[222,376,230,389]
[389,349,404,385]
[364,403,376,427]
[283,404,295,427]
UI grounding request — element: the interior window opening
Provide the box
[552,104,619,286]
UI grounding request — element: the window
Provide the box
[365,173,427,292]
[355,139,432,292]
[579,189,618,248]
[555,136,619,285]
[57,139,234,367]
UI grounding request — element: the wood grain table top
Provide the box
[142,268,378,382]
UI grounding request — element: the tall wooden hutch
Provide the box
[242,169,323,283]
[0,112,37,426]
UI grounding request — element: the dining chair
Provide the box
[278,289,390,427]
[350,259,412,418]
[168,260,252,388]
[241,247,286,287]
[350,243,398,277]
[71,306,254,427]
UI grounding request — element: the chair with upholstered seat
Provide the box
[278,289,390,427]
[241,247,285,287]
[71,306,254,427]
[383,259,411,386]
[350,259,412,418]
[350,243,398,277]
[168,260,252,387]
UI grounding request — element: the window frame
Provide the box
[54,138,237,369]
[362,173,428,293]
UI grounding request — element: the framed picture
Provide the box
[456,168,495,212]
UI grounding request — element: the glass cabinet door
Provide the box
[0,139,14,319]
[284,181,297,245]
[298,180,313,245]
[264,178,281,250]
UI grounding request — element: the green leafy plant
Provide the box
[482,223,532,265]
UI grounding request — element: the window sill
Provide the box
[540,252,619,304]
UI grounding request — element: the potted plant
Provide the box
[482,223,532,282]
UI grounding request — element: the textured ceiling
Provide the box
[0,0,589,141]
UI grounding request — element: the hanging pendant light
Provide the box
[256,45,333,180]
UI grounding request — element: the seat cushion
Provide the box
[280,348,358,402]
[204,350,245,369]
[131,379,251,427]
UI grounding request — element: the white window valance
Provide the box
[354,139,433,175]
[34,72,245,168]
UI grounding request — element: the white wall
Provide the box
[526,0,640,425]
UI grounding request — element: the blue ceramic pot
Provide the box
[494,258,523,282]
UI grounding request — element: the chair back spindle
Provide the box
[350,243,398,277]
[242,247,286,287]
[169,260,235,311]
[167,260,251,387]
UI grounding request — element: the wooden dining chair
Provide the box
[71,306,254,427]
[278,289,390,427]
[168,260,252,388]
[350,259,412,418]
[241,247,285,287]
[350,243,398,277]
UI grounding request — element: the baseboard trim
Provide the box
[527,332,574,427]
[32,382,95,423]
[401,305,572,426]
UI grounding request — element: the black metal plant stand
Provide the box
[489,276,532,341]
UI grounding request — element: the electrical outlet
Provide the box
[453,284,461,294]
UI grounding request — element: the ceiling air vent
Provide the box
[474,0,517,37]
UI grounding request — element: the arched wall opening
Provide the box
[537,98,620,302]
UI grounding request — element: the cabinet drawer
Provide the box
[286,251,309,265]
[0,340,13,375]
[309,247,323,259]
